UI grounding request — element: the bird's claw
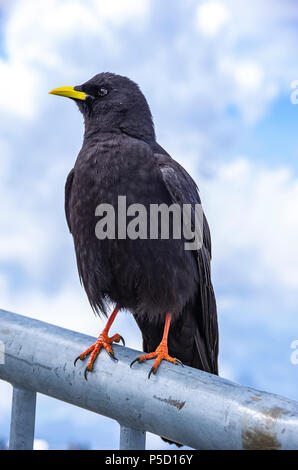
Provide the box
[148,366,156,379]
[130,345,184,378]
[74,331,124,378]
[175,358,184,367]
[108,351,118,362]
[84,366,91,381]
[147,357,183,379]
[148,357,184,379]
[130,357,141,368]
[74,355,82,367]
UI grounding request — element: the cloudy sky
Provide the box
[0,0,298,450]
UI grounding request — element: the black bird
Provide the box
[49,73,219,387]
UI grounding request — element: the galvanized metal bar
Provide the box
[119,424,146,450]
[1,308,298,449]
[9,386,36,450]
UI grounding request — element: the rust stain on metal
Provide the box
[242,428,281,450]
[251,396,262,402]
[242,407,283,450]
[263,407,283,419]
[153,394,185,410]
[1,329,11,335]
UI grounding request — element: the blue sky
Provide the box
[0,0,298,449]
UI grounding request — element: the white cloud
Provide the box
[0,381,12,416]
[0,276,143,354]
[233,62,264,91]
[0,61,39,117]
[0,158,60,279]
[34,439,49,450]
[218,56,277,122]
[192,0,297,122]
[1,0,296,125]
[201,157,298,289]
[0,0,150,118]
[195,1,230,37]
[6,0,149,49]
[94,0,150,26]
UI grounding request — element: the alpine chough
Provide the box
[49,73,219,386]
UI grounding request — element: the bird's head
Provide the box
[49,72,155,143]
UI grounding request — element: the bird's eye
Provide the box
[98,87,108,97]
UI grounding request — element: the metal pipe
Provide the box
[119,425,146,450]
[1,308,298,450]
[9,386,36,450]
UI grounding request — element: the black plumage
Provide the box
[51,74,219,441]
[61,72,219,373]
[51,73,218,446]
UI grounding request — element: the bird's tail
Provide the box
[133,290,219,448]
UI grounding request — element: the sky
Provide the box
[0,0,298,450]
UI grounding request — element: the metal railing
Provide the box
[0,308,298,450]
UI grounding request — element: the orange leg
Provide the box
[74,305,124,380]
[130,312,183,378]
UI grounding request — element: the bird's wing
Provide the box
[65,168,74,233]
[154,153,219,374]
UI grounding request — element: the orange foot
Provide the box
[130,341,183,379]
[74,332,125,380]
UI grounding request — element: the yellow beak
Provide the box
[48,86,87,101]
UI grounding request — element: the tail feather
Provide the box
[133,291,219,448]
